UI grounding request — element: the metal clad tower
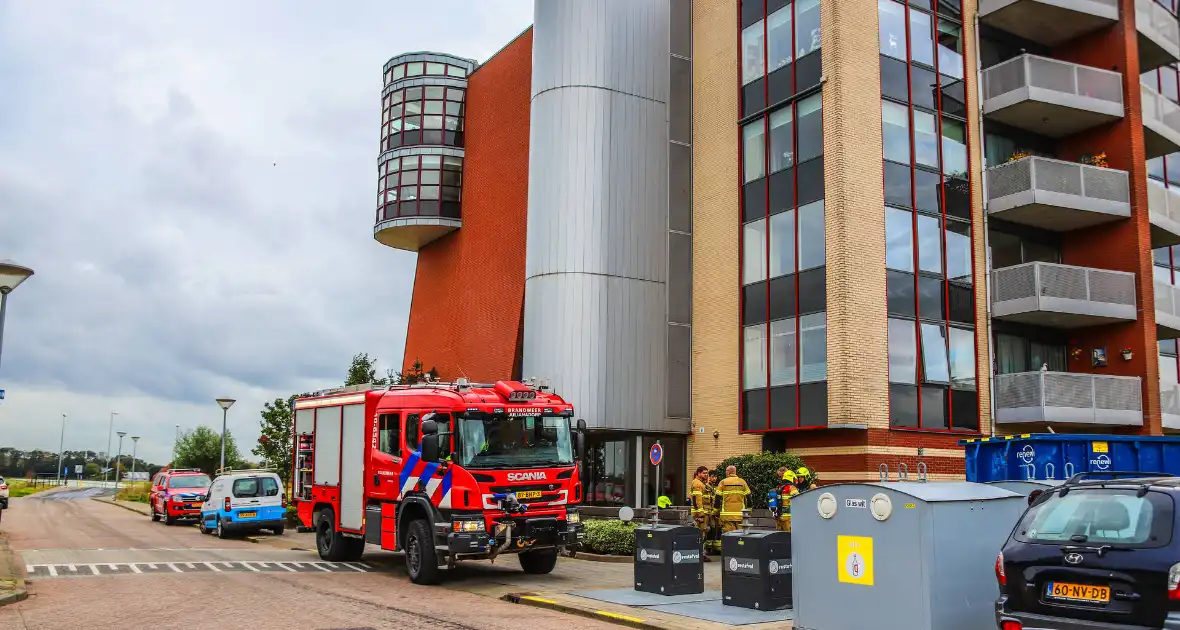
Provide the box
[523,0,675,432]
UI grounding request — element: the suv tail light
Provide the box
[995,551,1007,587]
[1000,622,1022,630]
[224,496,231,512]
[1169,562,1180,601]
[282,494,287,509]
[0,484,7,491]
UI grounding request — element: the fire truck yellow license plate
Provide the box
[516,491,542,500]
[1046,582,1110,604]
[239,511,257,519]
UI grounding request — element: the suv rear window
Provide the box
[232,477,279,498]
[1014,488,1175,548]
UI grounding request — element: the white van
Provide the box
[198,469,286,538]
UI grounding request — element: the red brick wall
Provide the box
[401,29,534,381]
[1052,7,1161,435]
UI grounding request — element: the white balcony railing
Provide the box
[1137,0,1180,70]
[1162,380,1180,430]
[1147,178,1180,246]
[1155,281,1180,338]
[983,54,1123,136]
[995,371,1143,426]
[1142,84,1180,158]
[986,156,1130,230]
[992,262,1138,326]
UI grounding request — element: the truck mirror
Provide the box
[576,418,587,432]
[421,419,438,436]
[575,431,585,462]
[421,434,440,463]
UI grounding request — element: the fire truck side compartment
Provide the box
[314,406,341,487]
[339,403,366,531]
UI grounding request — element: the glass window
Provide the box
[770,318,797,386]
[1014,489,1174,548]
[948,327,976,390]
[921,323,950,383]
[770,210,795,278]
[942,118,969,177]
[917,213,942,274]
[426,62,446,75]
[913,110,939,169]
[743,121,766,183]
[769,107,794,173]
[232,478,260,498]
[800,312,826,382]
[407,62,424,77]
[378,414,400,456]
[888,318,917,384]
[1164,70,1180,103]
[1156,264,1174,285]
[937,20,964,79]
[886,206,914,271]
[883,100,910,163]
[392,65,405,80]
[909,8,934,67]
[946,222,972,282]
[744,324,768,390]
[446,88,465,102]
[796,0,821,59]
[767,6,794,72]
[914,168,940,214]
[797,93,823,163]
[799,200,825,270]
[447,65,467,77]
[879,0,907,60]
[1150,157,1166,181]
[742,20,766,85]
[1162,353,1179,384]
[744,219,767,284]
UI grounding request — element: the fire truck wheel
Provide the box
[316,508,350,562]
[518,548,559,575]
[405,519,440,585]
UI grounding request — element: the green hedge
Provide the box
[580,519,637,556]
[711,451,813,510]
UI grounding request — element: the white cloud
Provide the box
[0,0,534,464]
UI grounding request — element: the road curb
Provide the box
[0,586,28,608]
[502,592,665,630]
[568,551,634,564]
[0,533,28,609]
[91,497,151,516]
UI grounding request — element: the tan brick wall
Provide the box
[821,0,889,429]
[689,0,762,475]
[962,0,994,437]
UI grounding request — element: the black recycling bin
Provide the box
[633,523,704,595]
[721,529,792,610]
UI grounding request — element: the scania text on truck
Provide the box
[291,379,586,584]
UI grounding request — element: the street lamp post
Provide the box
[215,398,236,472]
[0,259,35,376]
[104,411,117,486]
[114,432,126,490]
[56,413,66,486]
[173,424,180,465]
[130,437,140,481]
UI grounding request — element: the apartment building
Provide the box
[372,0,1180,507]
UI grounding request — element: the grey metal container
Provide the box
[792,482,1025,630]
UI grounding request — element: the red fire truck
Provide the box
[291,378,586,584]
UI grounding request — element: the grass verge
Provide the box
[115,481,151,503]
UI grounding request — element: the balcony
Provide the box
[1141,84,1180,159]
[1147,178,1180,246]
[1156,281,1180,338]
[983,55,1124,138]
[1137,0,1180,71]
[373,203,461,251]
[986,157,1130,231]
[1162,381,1180,430]
[992,262,1138,327]
[980,0,1118,47]
[995,371,1143,426]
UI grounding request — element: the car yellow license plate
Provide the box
[1047,582,1110,604]
[239,511,257,518]
[516,491,542,500]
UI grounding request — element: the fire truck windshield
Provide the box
[455,414,574,469]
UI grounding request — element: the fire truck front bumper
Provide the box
[447,531,492,554]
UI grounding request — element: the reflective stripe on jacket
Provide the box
[690,478,710,515]
[714,476,750,518]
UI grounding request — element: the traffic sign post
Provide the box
[649,442,664,515]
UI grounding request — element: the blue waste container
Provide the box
[960,434,1180,482]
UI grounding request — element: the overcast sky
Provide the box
[0,1,533,465]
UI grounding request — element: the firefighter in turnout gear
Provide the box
[689,466,713,562]
[796,467,814,492]
[704,472,721,554]
[773,469,801,532]
[714,465,751,534]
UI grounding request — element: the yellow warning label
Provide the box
[1092,441,1109,454]
[837,535,874,586]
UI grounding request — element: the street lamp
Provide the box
[114,431,126,490]
[215,398,235,471]
[173,424,180,465]
[56,413,66,486]
[0,259,35,375]
[104,411,117,486]
[130,437,140,481]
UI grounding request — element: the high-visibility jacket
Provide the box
[714,476,751,520]
[690,478,710,516]
[778,482,800,514]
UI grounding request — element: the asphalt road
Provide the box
[0,489,619,630]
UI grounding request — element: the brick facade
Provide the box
[400,30,534,382]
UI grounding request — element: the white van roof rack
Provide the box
[215,467,277,476]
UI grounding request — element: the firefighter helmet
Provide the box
[657,495,672,509]
[797,467,811,479]
[782,470,798,483]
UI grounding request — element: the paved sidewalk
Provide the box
[0,532,28,608]
[91,497,151,516]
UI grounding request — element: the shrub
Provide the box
[580,519,637,556]
[115,482,151,503]
[711,451,813,510]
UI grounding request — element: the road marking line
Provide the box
[168,563,182,573]
[275,562,296,572]
[24,565,32,573]
[146,563,157,569]
[595,611,645,623]
[311,563,331,572]
[359,562,373,569]
[107,564,117,571]
[66,564,76,572]
[241,562,260,572]
[90,565,100,575]
[222,562,233,568]
[254,562,268,568]
[521,596,558,604]
[129,564,142,574]
[204,562,221,572]
[342,562,366,572]
[185,563,196,569]
[47,566,57,577]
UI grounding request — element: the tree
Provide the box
[710,451,812,510]
[174,426,246,475]
[254,395,296,484]
[346,353,387,387]
[394,357,433,385]
[84,462,101,478]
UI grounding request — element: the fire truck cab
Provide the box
[292,378,586,584]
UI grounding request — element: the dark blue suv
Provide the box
[995,473,1180,629]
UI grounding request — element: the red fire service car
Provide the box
[150,468,212,525]
[292,379,586,584]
